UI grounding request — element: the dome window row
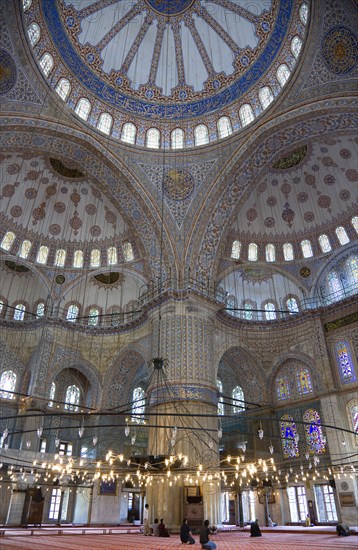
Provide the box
[25,0,308,150]
[230,219,357,262]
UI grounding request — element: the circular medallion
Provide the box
[144,0,194,16]
[300,267,311,278]
[322,26,357,74]
[55,274,65,285]
[0,48,17,95]
[163,169,194,201]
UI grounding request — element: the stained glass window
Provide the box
[36,245,49,264]
[217,380,224,416]
[239,104,255,127]
[335,340,356,383]
[36,302,45,318]
[299,3,308,24]
[23,0,32,11]
[107,247,117,265]
[88,308,99,326]
[97,113,113,135]
[264,302,276,320]
[303,409,326,455]
[0,370,17,399]
[1,231,15,251]
[291,36,303,59]
[259,86,274,109]
[335,226,349,245]
[286,297,299,314]
[231,240,241,259]
[55,78,71,101]
[54,249,66,267]
[28,22,40,46]
[132,387,145,423]
[327,271,343,300]
[283,243,294,261]
[301,239,313,258]
[276,375,290,400]
[265,244,275,262]
[64,385,80,411]
[296,368,313,395]
[217,116,232,138]
[14,304,25,321]
[75,98,91,121]
[248,243,258,261]
[244,302,253,320]
[280,414,299,458]
[194,125,209,146]
[232,386,245,412]
[121,123,136,144]
[90,249,101,268]
[146,128,160,149]
[73,250,83,268]
[349,402,358,438]
[19,240,32,259]
[318,234,331,253]
[171,128,184,149]
[346,256,358,286]
[123,242,134,262]
[39,53,53,76]
[66,304,79,322]
[277,64,291,87]
[48,382,56,407]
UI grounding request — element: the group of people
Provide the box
[143,505,171,537]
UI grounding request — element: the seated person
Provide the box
[151,518,159,537]
[180,518,195,544]
[250,519,262,537]
[158,518,170,537]
[336,523,350,536]
[268,515,277,527]
[199,519,217,549]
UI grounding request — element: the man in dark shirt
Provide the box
[199,519,217,549]
[180,518,195,544]
[250,519,262,537]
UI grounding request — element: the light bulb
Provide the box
[55,438,60,447]
[258,429,264,440]
[3,428,8,440]
[37,427,43,438]
[26,440,31,448]
[269,444,274,455]
[78,426,84,438]
[93,436,98,446]
[125,425,130,437]
[131,436,136,445]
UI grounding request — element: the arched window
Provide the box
[110,307,121,327]
[19,240,32,259]
[232,386,245,413]
[54,249,66,267]
[303,409,326,455]
[299,3,309,24]
[36,245,49,264]
[347,400,358,440]
[88,307,99,326]
[27,22,40,46]
[107,246,117,265]
[14,304,25,321]
[66,304,79,322]
[283,242,294,261]
[346,256,358,286]
[265,244,275,262]
[132,387,145,423]
[280,414,299,458]
[327,271,343,300]
[97,113,113,135]
[248,243,258,261]
[277,64,291,87]
[291,36,303,59]
[171,128,184,149]
[55,78,71,101]
[0,370,17,399]
[39,53,53,76]
[123,242,134,262]
[90,249,101,268]
[318,234,331,253]
[64,385,80,411]
[23,0,32,11]
[217,116,232,138]
[335,226,350,245]
[194,124,209,146]
[239,104,255,127]
[48,382,56,407]
[231,240,241,259]
[217,380,224,416]
[36,302,45,318]
[121,122,136,144]
[259,86,274,109]
[286,297,299,314]
[276,375,290,400]
[1,231,15,251]
[73,250,83,268]
[244,301,253,321]
[264,302,276,320]
[334,340,356,384]
[351,216,358,233]
[296,368,313,395]
[75,98,91,121]
[146,128,160,149]
[301,239,313,258]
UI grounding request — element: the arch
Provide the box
[248,242,258,261]
[73,249,84,268]
[271,356,318,403]
[19,240,32,259]
[1,231,16,251]
[107,246,117,265]
[346,399,358,445]
[146,128,160,149]
[171,128,184,149]
[296,367,313,395]
[259,86,274,109]
[50,358,102,409]
[301,239,313,258]
[54,249,66,267]
[239,104,255,127]
[123,242,134,262]
[0,370,17,399]
[97,112,113,135]
[280,414,299,458]
[121,122,136,144]
[90,248,101,267]
[64,384,81,411]
[265,243,275,262]
[13,303,26,321]
[303,408,326,455]
[217,116,232,139]
[27,22,40,46]
[335,226,350,245]
[318,234,331,253]
[277,64,290,87]
[36,245,49,264]
[39,53,53,76]
[75,98,91,121]
[102,349,148,408]
[232,385,245,413]
[283,242,294,261]
[66,303,79,322]
[291,35,303,59]
[231,240,241,259]
[55,78,71,101]
[264,301,277,320]
[194,124,209,146]
[334,340,356,384]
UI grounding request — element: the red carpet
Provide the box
[0,531,356,550]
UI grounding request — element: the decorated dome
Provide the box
[22,0,309,147]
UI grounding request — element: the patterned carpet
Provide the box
[0,531,357,550]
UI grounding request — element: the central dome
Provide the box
[144,0,195,16]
